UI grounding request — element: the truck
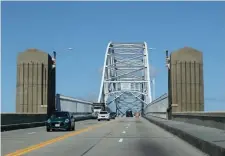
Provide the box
[92,103,105,118]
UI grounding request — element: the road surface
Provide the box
[2,117,207,156]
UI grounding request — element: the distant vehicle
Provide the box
[92,103,105,118]
[134,112,140,118]
[98,111,110,121]
[46,111,75,132]
[110,112,117,119]
[93,106,103,118]
[126,110,133,117]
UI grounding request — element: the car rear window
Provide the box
[51,112,69,118]
[100,111,108,114]
[94,107,101,109]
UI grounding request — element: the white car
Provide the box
[98,111,110,121]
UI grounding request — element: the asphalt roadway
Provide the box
[2,117,208,156]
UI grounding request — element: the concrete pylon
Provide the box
[169,47,204,113]
[16,49,56,115]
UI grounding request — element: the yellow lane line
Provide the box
[5,120,115,156]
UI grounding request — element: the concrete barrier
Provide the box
[1,113,94,131]
[144,116,225,156]
[144,93,169,119]
[172,112,225,130]
[1,122,46,131]
[1,113,47,125]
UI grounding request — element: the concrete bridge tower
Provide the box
[16,49,56,115]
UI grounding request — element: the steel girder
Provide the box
[98,42,152,115]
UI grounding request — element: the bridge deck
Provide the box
[2,118,206,156]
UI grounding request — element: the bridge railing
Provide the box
[55,94,93,114]
[172,111,225,130]
[144,93,169,119]
[1,94,94,131]
[143,93,225,130]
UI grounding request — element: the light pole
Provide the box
[148,47,156,101]
[52,47,73,80]
[51,48,73,112]
[152,78,155,100]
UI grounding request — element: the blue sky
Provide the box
[1,1,225,112]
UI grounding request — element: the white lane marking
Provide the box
[118,138,123,142]
[122,131,126,134]
[126,127,128,129]
[28,132,36,134]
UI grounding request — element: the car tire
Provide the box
[46,128,50,132]
[67,126,71,131]
[98,119,100,121]
[107,119,110,121]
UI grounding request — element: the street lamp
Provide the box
[148,48,156,101]
[51,48,73,111]
[52,48,73,61]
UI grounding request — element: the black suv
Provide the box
[126,110,133,117]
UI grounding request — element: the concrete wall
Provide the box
[56,94,93,113]
[172,112,225,130]
[16,49,55,114]
[1,113,47,125]
[169,47,204,113]
[144,93,169,119]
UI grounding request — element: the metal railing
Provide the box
[56,94,93,113]
[144,93,169,119]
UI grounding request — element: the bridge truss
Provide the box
[98,42,152,116]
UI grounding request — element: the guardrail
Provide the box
[56,94,93,113]
[143,93,225,130]
[172,111,225,130]
[1,113,94,131]
[1,94,95,132]
[144,93,169,119]
[1,113,47,125]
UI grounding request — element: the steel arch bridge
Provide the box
[98,42,152,116]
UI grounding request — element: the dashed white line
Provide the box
[118,138,123,142]
[122,131,126,134]
[28,132,36,134]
